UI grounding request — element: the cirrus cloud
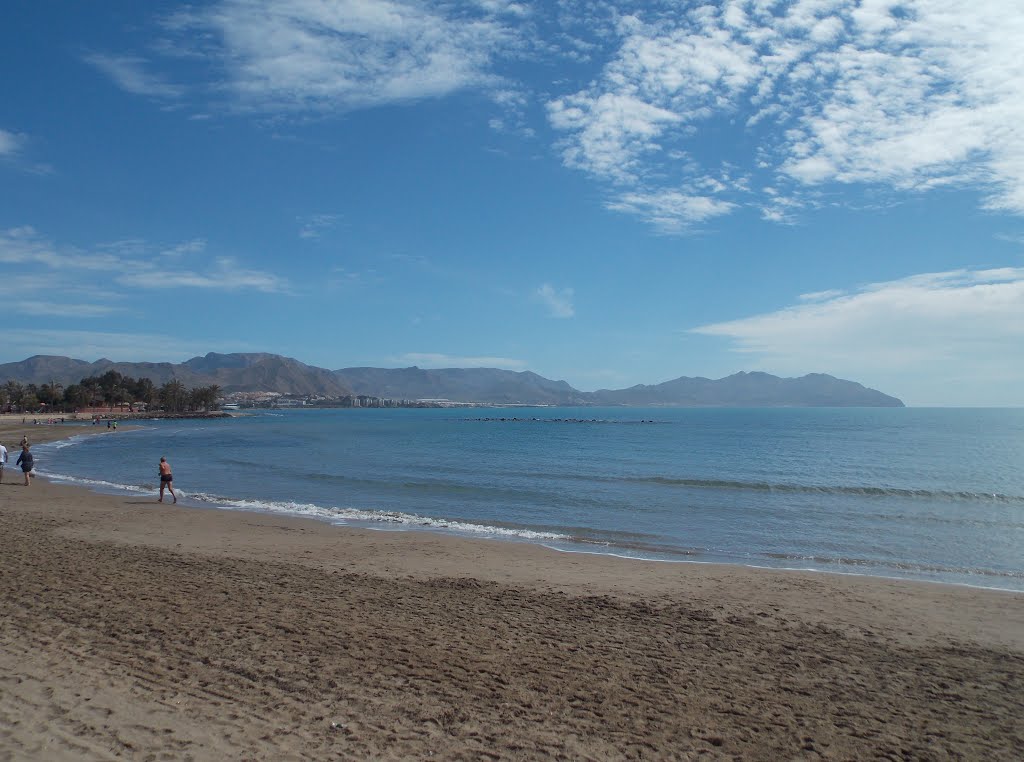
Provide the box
[0,226,290,294]
[0,128,25,158]
[0,329,241,364]
[84,53,185,99]
[535,283,575,318]
[395,352,528,369]
[164,0,521,112]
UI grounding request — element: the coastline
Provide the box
[0,410,232,424]
[1,423,1022,758]
[23,413,1024,594]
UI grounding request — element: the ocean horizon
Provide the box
[34,406,1024,592]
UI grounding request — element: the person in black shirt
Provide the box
[16,444,33,486]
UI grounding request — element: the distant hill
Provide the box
[333,367,590,405]
[0,353,351,396]
[0,354,904,406]
[332,366,902,407]
[587,371,904,407]
[190,353,351,396]
[0,355,210,388]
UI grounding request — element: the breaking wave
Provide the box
[617,476,1024,503]
[184,492,572,541]
[38,470,570,542]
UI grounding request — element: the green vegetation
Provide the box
[0,371,221,414]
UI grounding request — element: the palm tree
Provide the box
[207,384,221,410]
[64,384,89,411]
[134,377,156,406]
[39,381,64,409]
[81,378,103,408]
[111,385,131,411]
[159,380,188,413]
[22,390,39,412]
[4,380,24,410]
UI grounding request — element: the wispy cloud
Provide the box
[535,282,575,318]
[0,276,120,315]
[162,238,207,257]
[166,0,520,113]
[0,128,51,174]
[69,2,1024,234]
[395,352,528,369]
[10,301,122,318]
[0,128,24,158]
[798,289,845,302]
[326,265,380,290]
[84,53,185,99]
[547,1,1024,229]
[692,266,1024,404]
[298,214,340,239]
[606,191,735,232]
[0,227,125,270]
[0,226,289,293]
[117,257,290,293]
[0,329,213,364]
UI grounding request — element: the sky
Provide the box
[1,0,1023,406]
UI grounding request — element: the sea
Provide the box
[33,407,1024,592]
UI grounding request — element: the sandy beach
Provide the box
[0,420,1022,760]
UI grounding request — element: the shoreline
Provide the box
[16,418,1024,596]
[44,471,1024,598]
[2,420,1023,758]
[0,411,231,424]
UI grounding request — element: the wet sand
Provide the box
[0,420,1022,760]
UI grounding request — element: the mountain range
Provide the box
[0,353,905,407]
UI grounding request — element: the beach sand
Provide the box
[0,420,1022,760]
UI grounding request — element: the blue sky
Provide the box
[2,0,1023,406]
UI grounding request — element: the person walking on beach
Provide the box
[0,441,7,483]
[16,444,33,487]
[158,457,176,503]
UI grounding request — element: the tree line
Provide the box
[1,370,221,414]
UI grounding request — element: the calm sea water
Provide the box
[33,407,1024,591]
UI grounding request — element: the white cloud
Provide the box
[798,289,845,302]
[10,301,122,318]
[162,238,207,256]
[0,226,288,294]
[606,190,735,231]
[0,128,24,157]
[84,53,185,98]
[547,1,1024,229]
[116,257,290,293]
[692,266,1024,405]
[548,92,683,184]
[64,2,1024,233]
[488,86,534,136]
[535,283,575,318]
[0,279,125,324]
[170,0,518,112]
[472,0,530,17]
[0,330,212,364]
[326,265,379,290]
[0,227,125,270]
[298,214,340,239]
[395,352,528,369]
